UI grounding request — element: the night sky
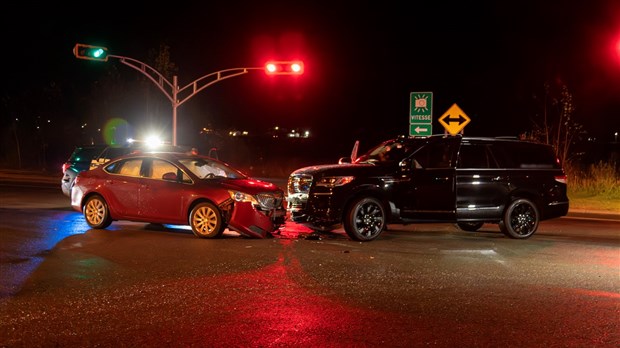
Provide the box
[2,1,620,161]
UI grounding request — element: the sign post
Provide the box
[409,92,433,136]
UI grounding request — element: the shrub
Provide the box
[566,161,620,199]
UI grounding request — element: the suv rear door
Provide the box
[455,140,508,220]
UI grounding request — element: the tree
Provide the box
[521,82,584,165]
[142,43,178,126]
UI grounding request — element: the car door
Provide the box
[138,158,188,224]
[398,138,460,221]
[455,141,508,220]
[104,158,144,219]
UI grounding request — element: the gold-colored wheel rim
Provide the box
[86,199,105,225]
[192,206,218,234]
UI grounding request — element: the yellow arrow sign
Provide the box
[438,103,471,135]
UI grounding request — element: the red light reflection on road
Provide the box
[179,240,420,346]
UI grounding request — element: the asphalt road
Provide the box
[1,180,619,347]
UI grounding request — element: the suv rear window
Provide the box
[69,146,105,164]
[457,143,499,168]
[490,141,559,169]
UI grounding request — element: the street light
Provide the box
[74,43,304,145]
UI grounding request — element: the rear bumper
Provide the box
[543,200,569,220]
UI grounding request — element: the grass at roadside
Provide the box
[568,193,620,212]
[566,161,620,213]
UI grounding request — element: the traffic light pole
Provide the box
[108,54,262,146]
[74,44,302,146]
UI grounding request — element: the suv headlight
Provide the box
[316,176,355,188]
[288,174,313,194]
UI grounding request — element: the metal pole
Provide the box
[173,75,178,146]
[106,53,262,146]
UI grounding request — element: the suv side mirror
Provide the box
[399,158,417,172]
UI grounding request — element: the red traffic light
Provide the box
[265,61,304,75]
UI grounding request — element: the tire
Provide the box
[499,198,539,239]
[190,202,224,238]
[84,195,112,229]
[343,197,386,241]
[457,222,484,232]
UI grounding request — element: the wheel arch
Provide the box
[504,189,543,215]
[81,192,115,219]
[341,185,391,223]
[187,197,231,224]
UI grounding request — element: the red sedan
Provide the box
[71,151,286,238]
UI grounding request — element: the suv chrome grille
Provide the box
[288,174,313,195]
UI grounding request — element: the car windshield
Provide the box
[179,158,246,179]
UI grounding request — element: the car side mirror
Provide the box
[399,158,416,172]
[162,172,177,181]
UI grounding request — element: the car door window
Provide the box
[149,159,179,180]
[413,142,459,169]
[118,159,143,177]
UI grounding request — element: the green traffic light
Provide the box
[92,48,105,58]
[73,43,109,62]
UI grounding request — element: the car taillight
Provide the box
[62,163,70,174]
[554,175,567,184]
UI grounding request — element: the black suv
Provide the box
[61,145,108,197]
[287,134,569,241]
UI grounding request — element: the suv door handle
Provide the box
[492,176,506,182]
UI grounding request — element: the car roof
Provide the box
[109,150,220,163]
[398,134,547,146]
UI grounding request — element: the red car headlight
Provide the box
[228,190,283,210]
